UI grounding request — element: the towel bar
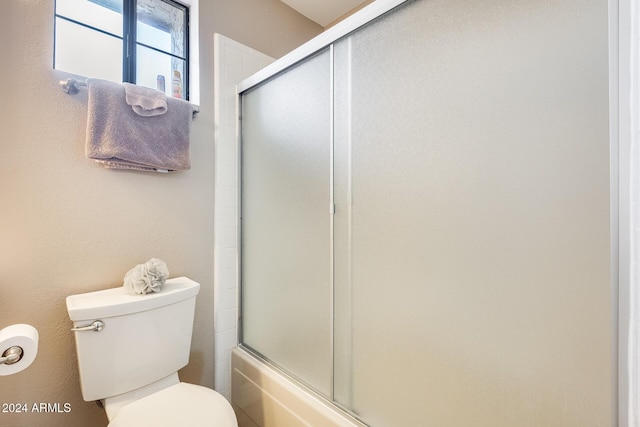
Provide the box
[59,78,200,118]
[59,78,86,94]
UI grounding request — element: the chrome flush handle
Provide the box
[70,320,104,332]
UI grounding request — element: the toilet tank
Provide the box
[66,277,200,401]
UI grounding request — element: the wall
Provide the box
[626,0,639,424]
[324,0,374,29]
[0,1,321,426]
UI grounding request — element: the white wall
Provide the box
[625,0,640,424]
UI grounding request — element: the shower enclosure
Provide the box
[238,0,613,425]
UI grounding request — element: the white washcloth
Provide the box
[123,258,170,295]
[86,78,193,172]
[123,83,167,117]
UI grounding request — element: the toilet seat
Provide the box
[107,382,237,427]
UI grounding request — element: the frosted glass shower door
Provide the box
[333,0,611,426]
[240,49,332,396]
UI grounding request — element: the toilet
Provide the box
[66,276,237,427]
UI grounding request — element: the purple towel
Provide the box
[85,78,193,172]
[123,82,168,117]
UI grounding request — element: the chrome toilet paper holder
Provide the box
[0,346,23,365]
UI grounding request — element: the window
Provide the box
[54,0,190,100]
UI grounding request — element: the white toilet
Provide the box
[66,276,237,427]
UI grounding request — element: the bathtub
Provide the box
[231,348,366,427]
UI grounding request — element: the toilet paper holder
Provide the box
[0,324,39,376]
[0,346,23,365]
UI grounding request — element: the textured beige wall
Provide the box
[0,1,320,426]
[324,0,374,29]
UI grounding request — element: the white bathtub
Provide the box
[231,348,366,427]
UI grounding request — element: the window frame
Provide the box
[54,0,190,100]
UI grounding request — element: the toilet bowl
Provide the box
[106,377,237,427]
[66,277,237,427]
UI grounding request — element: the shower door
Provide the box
[331,0,611,425]
[241,0,612,425]
[240,49,333,396]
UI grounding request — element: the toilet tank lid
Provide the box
[66,276,200,321]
